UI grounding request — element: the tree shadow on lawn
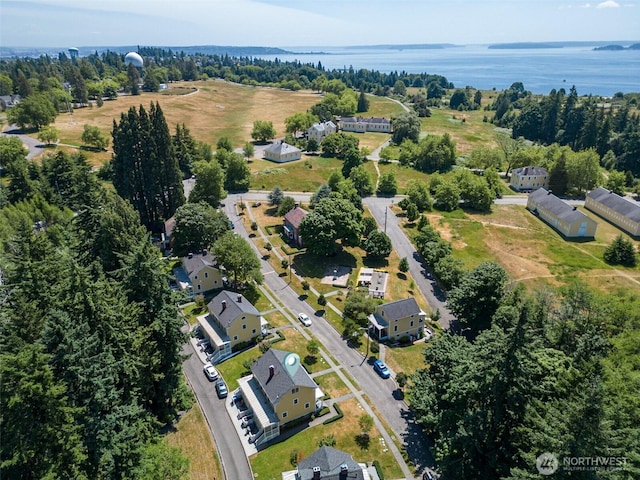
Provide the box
[293,250,358,279]
[362,257,389,269]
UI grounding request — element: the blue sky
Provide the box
[1,0,638,47]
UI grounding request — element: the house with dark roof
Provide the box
[338,116,392,133]
[585,187,640,238]
[307,121,337,143]
[510,166,549,192]
[281,446,378,480]
[162,215,176,251]
[283,205,308,246]
[0,94,20,111]
[176,252,224,296]
[527,188,598,239]
[263,141,302,163]
[368,297,427,342]
[238,349,323,446]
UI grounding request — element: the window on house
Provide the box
[252,329,256,334]
[194,275,198,280]
[410,320,414,327]
[305,402,310,409]
[204,272,208,279]
[292,387,299,394]
[233,335,238,341]
[282,412,288,419]
[197,284,202,291]
[242,316,246,320]
[242,324,246,329]
[294,398,299,405]
[394,325,398,332]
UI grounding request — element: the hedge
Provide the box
[322,403,343,425]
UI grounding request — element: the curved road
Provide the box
[1,127,45,159]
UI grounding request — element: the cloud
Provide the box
[581,3,591,8]
[596,1,620,7]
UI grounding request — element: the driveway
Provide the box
[1,127,45,159]
[181,340,253,480]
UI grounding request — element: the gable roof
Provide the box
[377,297,422,321]
[339,116,389,125]
[207,290,259,328]
[309,121,336,132]
[182,253,218,276]
[529,188,591,224]
[297,446,364,480]
[264,141,301,156]
[284,206,308,229]
[251,349,317,406]
[587,187,640,222]
[513,166,548,176]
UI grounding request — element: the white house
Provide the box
[510,166,549,192]
[263,142,302,163]
[307,121,337,143]
[339,116,392,133]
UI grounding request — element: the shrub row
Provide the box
[322,403,344,425]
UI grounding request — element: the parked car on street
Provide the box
[203,362,219,381]
[298,312,312,327]
[215,379,228,398]
[373,359,391,379]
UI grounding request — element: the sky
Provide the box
[1,0,638,48]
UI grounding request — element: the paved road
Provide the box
[1,127,44,159]
[364,197,455,330]
[223,193,434,479]
[182,340,253,480]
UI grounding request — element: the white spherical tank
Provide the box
[124,52,143,68]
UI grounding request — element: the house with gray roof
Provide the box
[281,446,378,480]
[307,121,337,143]
[0,94,20,111]
[339,116,392,133]
[237,349,323,446]
[368,297,427,342]
[198,290,264,363]
[510,166,549,192]
[527,188,598,239]
[263,141,302,163]
[585,187,640,238]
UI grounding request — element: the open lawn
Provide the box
[403,204,640,295]
[165,403,223,480]
[49,79,321,167]
[383,341,430,379]
[377,162,432,193]
[250,156,344,192]
[249,397,403,480]
[313,371,351,399]
[365,94,406,119]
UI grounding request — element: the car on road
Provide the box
[215,379,228,398]
[203,362,219,381]
[298,312,312,327]
[373,359,391,379]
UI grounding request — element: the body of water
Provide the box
[255,44,640,96]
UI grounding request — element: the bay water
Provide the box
[255,44,640,96]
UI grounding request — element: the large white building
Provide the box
[263,142,302,163]
[307,121,337,143]
[510,166,549,192]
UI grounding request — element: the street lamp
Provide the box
[358,326,371,366]
[289,253,292,283]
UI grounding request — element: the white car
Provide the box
[203,362,219,381]
[424,328,434,340]
[298,312,312,327]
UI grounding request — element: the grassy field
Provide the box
[165,402,223,480]
[313,371,351,399]
[249,397,403,480]
[250,156,343,192]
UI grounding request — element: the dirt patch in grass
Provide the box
[165,404,222,480]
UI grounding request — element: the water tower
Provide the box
[68,47,79,60]
[124,51,144,68]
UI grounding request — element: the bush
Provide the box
[290,449,299,467]
[370,341,380,354]
[317,294,327,306]
[373,460,385,480]
[302,280,310,290]
[322,403,344,425]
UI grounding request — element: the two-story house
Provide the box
[585,187,640,238]
[527,188,598,239]
[510,166,549,192]
[368,298,427,342]
[281,446,375,480]
[338,116,392,133]
[263,142,302,163]
[283,205,308,246]
[238,349,323,446]
[307,121,337,143]
[198,290,263,363]
[176,252,224,296]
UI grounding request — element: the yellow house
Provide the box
[585,187,640,238]
[181,252,224,295]
[368,298,427,342]
[510,166,549,192]
[527,188,598,239]
[238,349,323,446]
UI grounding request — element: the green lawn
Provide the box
[313,371,350,399]
[249,397,403,480]
[250,156,344,192]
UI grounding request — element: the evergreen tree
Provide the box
[603,235,637,267]
[357,89,369,113]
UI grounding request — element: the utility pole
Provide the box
[289,253,292,283]
[384,206,388,234]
